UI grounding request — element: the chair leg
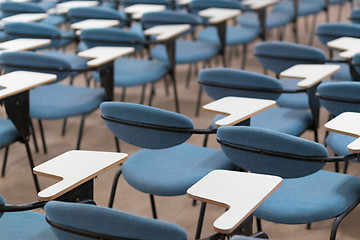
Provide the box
[171,75,180,113]
[335,162,340,172]
[148,82,155,106]
[149,194,158,219]
[195,202,207,239]
[76,115,86,150]
[306,223,312,230]
[337,3,344,22]
[25,142,40,193]
[61,118,67,136]
[38,119,47,154]
[256,217,262,232]
[108,169,122,208]
[241,44,248,70]
[1,146,10,177]
[29,118,39,153]
[195,86,203,117]
[186,63,193,88]
[121,87,126,102]
[114,137,121,153]
[140,84,146,104]
[163,76,169,97]
[343,160,349,174]
[192,199,197,206]
[308,14,318,46]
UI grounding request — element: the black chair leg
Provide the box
[114,137,121,153]
[335,162,340,172]
[148,82,155,107]
[195,202,207,239]
[308,14,317,46]
[29,118,39,153]
[149,194,157,219]
[62,118,67,136]
[140,84,146,104]
[1,146,10,177]
[121,87,126,102]
[195,86,203,117]
[343,160,349,174]
[186,63,193,88]
[76,115,86,150]
[241,44,248,70]
[163,76,169,96]
[25,142,40,193]
[171,75,180,113]
[306,223,311,230]
[256,217,262,232]
[38,119,47,154]
[192,199,197,206]
[108,169,122,208]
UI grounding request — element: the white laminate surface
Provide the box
[0,71,57,100]
[187,170,282,233]
[241,0,279,9]
[49,1,99,14]
[144,24,191,41]
[1,13,48,24]
[199,8,241,24]
[327,37,360,59]
[34,150,128,201]
[280,64,340,88]
[0,38,51,53]
[125,4,166,19]
[71,19,120,30]
[203,96,276,127]
[78,46,134,67]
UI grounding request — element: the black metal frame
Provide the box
[0,201,46,212]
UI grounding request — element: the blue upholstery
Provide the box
[45,201,187,240]
[4,22,75,49]
[93,58,169,87]
[272,0,325,17]
[197,26,259,46]
[218,126,326,178]
[325,132,356,156]
[122,0,171,8]
[254,41,327,75]
[189,0,242,14]
[316,23,360,47]
[0,119,18,148]
[123,143,235,195]
[350,9,360,24]
[326,60,351,82]
[30,84,105,119]
[254,170,360,224]
[277,78,310,109]
[101,102,193,149]
[238,11,293,29]
[68,6,126,24]
[353,53,360,77]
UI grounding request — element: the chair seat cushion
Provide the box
[30,83,106,119]
[276,78,310,109]
[327,60,352,81]
[93,58,170,87]
[254,170,360,224]
[122,143,236,196]
[42,51,89,70]
[150,39,220,64]
[40,15,66,26]
[197,26,259,46]
[0,119,18,148]
[325,132,357,156]
[0,211,57,239]
[237,11,292,29]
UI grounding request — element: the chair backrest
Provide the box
[217,126,328,178]
[353,52,360,77]
[0,2,45,17]
[254,41,327,75]
[350,9,360,24]
[317,81,360,116]
[45,201,188,240]
[199,68,283,100]
[80,28,145,51]
[0,194,5,218]
[316,23,360,47]
[67,6,126,23]
[4,22,66,49]
[122,0,171,8]
[100,102,194,149]
[189,0,242,14]
[0,51,74,82]
[141,10,201,29]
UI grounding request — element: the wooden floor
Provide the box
[1,4,360,239]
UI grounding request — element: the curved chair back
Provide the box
[141,10,201,29]
[80,28,145,51]
[45,201,188,240]
[217,126,328,178]
[0,51,74,82]
[122,0,171,8]
[4,22,71,49]
[317,81,360,116]
[0,194,5,218]
[67,6,126,24]
[189,0,242,14]
[100,102,194,149]
[350,9,360,24]
[316,23,360,47]
[199,68,283,100]
[254,41,327,75]
[0,2,45,17]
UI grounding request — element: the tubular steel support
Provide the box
[307,83,320,142]
[56,179,94,203]
[99,62,115,101]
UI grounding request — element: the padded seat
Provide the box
[197,26,259,46]
[42,51,88,70]
[30,84,106,119]
[326,61,351,82]
[325,132,356,156]
[151,39,220,64]
[0,119,18,148]
[238,11,293,29]
[254,170,360,224]
[273,0,325,17]
[122,143,235,196]
[93,58,170,87]
[276,78,310,109]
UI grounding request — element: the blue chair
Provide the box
[317,81,360,173]
[350,9,360,24]
[122,0,172,8]
[67,6,126,25]
[45,201,188,240]
[189,0,259,69]
[80,28,179,111]
[0,1,65,26]
[217,125,360,240]
[0,195,57,239]
[100,101,236,238]
[198,68,316,140]
[0,51,106,151]
[4,22,75,50]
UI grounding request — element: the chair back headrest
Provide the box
[142,10,201,29]
[217,126,328,178]
[189,0,242,13]
[316,23,360,47]
[0,2,45,17]
[254,41,326,74]
[350,9,360,24]
[122,0,171,8]
[81,28,144,51]
[1,51,73,82]
[318,82,360,116]
[4,22,61,39]
[199,68,283,100]
[45,201,187,240]
[68,6,125,23]
[100,102,194,149]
